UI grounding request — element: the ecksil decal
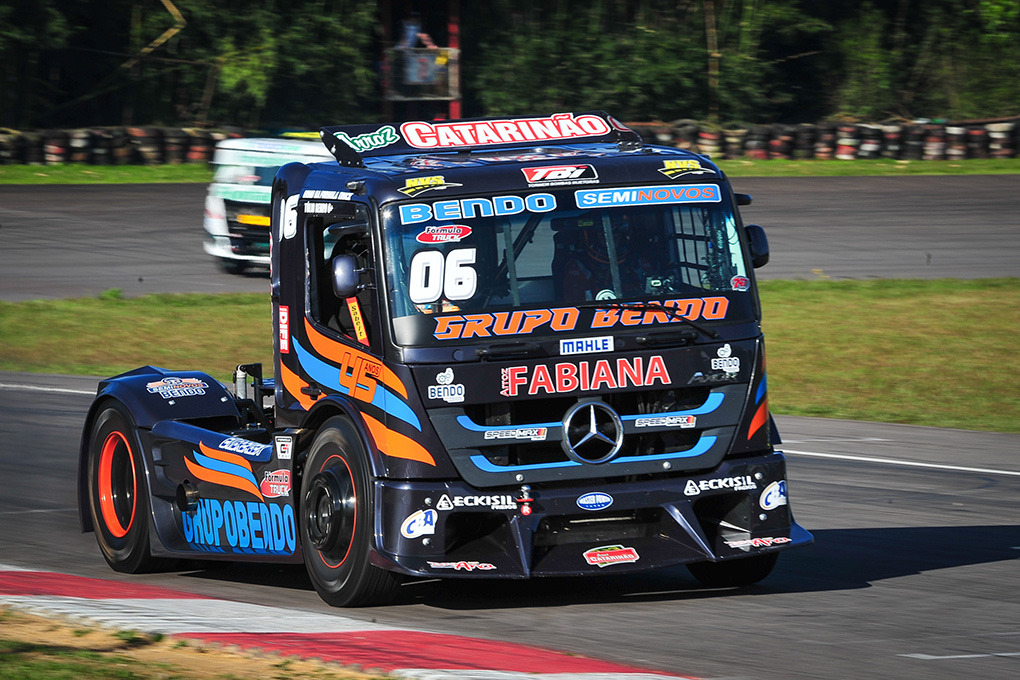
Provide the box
[684,475,757,496]
[500,356,670,397]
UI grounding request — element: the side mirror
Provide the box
[735,193,753,206]
[331,254,360,297]
[745,224,770,268]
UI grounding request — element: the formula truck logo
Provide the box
[398,175,463,197]
[259,470,291,498]
[522,164,599,187]
[416,224,472,244]
[500,356,670,397]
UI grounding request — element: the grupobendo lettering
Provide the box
[500,356,670,397]
[432,298,729,340]
[181,498,297,554]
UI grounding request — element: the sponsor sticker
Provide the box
[329,126,400,153]
[711,344,740,374]
[427,560,496,571]
[522,164,599,187]
[731,275,750,291]
[576,492,614,511]
[278,305,290,354]
[634,415,696,428]
[500,356,670,397]
[759,480,788,510]
[684,475,757,496]
[274,436,293,460]
[399,193,556,225]
[401,113,612,150]
[559,336,613,355]
[181,498,297,555]
[658,159,713,179]
[483,427,548,442]
[401,509,438,539]
[724,536,791,549]
[436,494,515,511]
[398,175,463,197]
[432,297,729,340]
[575,184,720,208]
[427,367,465,404]
[146,377,208,399]
[260,470,291,498]
[416,224,472,244]
[218,437,273,458]
[583,545,640,567]
[302,189,355,201]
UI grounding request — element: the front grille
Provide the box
[224,200,271,256]
[464,387,709,467]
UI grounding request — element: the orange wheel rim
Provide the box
[98,430,136,538]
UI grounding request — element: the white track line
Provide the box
[783,449,1020,478]
[0,382,94,395]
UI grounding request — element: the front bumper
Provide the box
[372,450,811,578]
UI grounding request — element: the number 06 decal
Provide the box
[409,248,477,304]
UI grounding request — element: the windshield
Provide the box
[382,184,755,345]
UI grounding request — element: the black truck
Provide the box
[79,111,811,606]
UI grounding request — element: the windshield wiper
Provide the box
[475,341,544,361]
[574,301,720,339]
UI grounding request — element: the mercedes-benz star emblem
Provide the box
[561,400,624,464]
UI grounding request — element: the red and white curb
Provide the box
[0,564,692,679]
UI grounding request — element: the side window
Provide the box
[307,203,377,349]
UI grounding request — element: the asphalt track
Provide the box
[0,178,1018,678]
[0,176,1018,302]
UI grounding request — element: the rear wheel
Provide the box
[87,402,168,573]
[687,553,778,588]
[300,416,399,607]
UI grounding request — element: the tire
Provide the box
[218,258,247,275]
[300,416,399,607]
[687,552,778,588]
[87,401,169,573]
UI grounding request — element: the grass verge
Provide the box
[0,607,383,680]
[0,158,1018,184]
[1,279,1017,432]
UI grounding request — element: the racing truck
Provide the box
[79,111,812,607]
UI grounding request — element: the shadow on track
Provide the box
[175,524,1019,609]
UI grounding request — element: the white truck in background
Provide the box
[203,137,334,274]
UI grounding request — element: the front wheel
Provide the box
[87,401,169,573]
[300,416,399,607]
[687,552,779,588]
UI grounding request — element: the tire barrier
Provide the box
[0,127,238,165]
[0,121,1016,164]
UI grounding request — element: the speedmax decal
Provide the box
[433,298,729,340]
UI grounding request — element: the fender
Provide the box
[77,366,241,533]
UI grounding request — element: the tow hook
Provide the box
[516,485,534,516]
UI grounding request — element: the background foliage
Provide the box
[1,0,1017,130]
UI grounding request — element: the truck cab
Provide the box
[79,111,809,607]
